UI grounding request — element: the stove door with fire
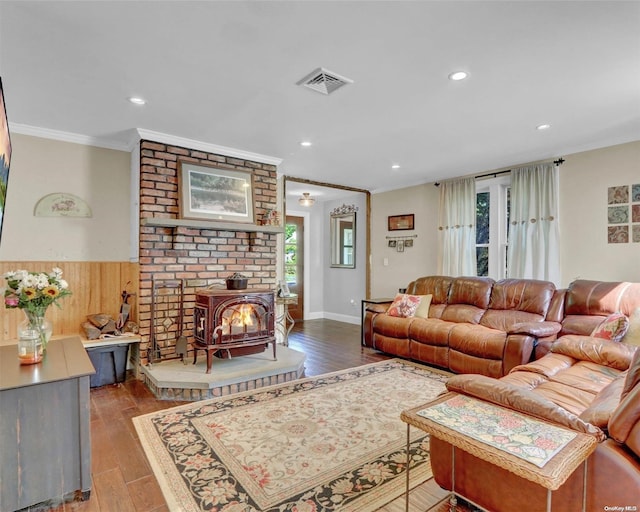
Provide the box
[194,289,275,359]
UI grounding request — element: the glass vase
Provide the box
[17,309,52,361]
[17,328,44,365]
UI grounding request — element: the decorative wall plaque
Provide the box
[34,193,92,217]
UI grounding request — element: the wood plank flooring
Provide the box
[46,319,451,512]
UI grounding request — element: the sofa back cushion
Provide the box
[480,279,556,331]
[407,276,453,319]
[441,277,494,324]
[407,276,453,304]
[562,280,640,336]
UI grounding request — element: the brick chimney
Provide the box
[137,140,279,366]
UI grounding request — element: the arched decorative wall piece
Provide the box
[34,193,92,217]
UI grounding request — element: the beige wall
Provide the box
[559,141,640,286]
[0,134,131,261]
[371,140,640,296]
[371,183,439,297]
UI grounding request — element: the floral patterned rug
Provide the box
[133,359,449,512]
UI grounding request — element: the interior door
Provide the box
[285,215,304,320]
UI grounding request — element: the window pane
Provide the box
[476,247,489,276]
[476,192,490,244]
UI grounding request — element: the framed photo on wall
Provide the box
[388,214,414,231]
[179,161,255,223]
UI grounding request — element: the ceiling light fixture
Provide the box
[298,192,315,207]
[536,124,551,130]
[448,71,468,81]
[128,96,147,105]
[391,164,400,169]
[300,141,312,147]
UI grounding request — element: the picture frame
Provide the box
[397,239,405,252]
[388,240,397,248]
[0,78,12,245]
[179,160,255,223]
[278,280,291,297]
[388,214,414,231]
[405,239,413,248]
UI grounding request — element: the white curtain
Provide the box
[437,177,477,276]
[507,163,560,284]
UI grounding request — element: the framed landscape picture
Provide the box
[388,214,414,231]
[179,161,255,223]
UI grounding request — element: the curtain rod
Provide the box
[434,158,565,187]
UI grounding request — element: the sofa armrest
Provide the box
[508,321,562,337]
[366,303,391,314]
[445,374,606,441]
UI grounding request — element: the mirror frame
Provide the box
[330,211,356,268]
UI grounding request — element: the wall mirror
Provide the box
[330,211,356,268]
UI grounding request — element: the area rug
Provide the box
[133,359,450,512]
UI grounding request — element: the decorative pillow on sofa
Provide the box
[622,307,640,347]
[387,293,431,318]
[591,312,630,342]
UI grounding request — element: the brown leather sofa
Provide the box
[429,337,640,512]
[364,276,560,377]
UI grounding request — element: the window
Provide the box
[475,176,510,279]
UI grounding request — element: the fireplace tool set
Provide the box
[147,277,188,366]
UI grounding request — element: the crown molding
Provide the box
[133,128,283,166]
[9,123,131,151]
[9,123,283,166]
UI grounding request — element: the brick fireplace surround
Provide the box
[137,140,279,368]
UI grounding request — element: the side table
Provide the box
[361,297,393,346]
[276,293,298,346]
[401,394,598,512]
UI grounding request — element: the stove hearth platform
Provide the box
[140,346,306,401]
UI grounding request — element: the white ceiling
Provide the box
[1,1,639,195]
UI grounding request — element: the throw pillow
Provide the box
[622,307,640,347]
[591,312,630,342]
[387,293,423,318]
[414,294,432,318]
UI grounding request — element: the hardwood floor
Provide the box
[46,319,450,512]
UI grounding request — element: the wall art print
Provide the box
[607,183,640,244]
[608,185,629,204]
[608,225,629,244]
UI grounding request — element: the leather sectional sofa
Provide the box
[430,334,640,511]
[377,277,640,511]
[364,277,640,378]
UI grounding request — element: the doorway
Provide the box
[285,215,304,321]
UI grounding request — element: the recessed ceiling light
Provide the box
[448,71,468,81]
[128,97,146,105]
[536,124,551,130]
[391,164,401,170]
[300,141,312,147]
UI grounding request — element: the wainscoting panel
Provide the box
[0,261,139,340]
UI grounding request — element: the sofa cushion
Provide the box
[445,374,606,440]
[591,312,630,342]
[406,275,453,305]
[487,278,556,317]
[551,335,638,370]
[579,376,625,429]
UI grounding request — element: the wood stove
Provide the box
[193,288,276,373]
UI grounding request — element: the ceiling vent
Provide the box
[297,67,353,95]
